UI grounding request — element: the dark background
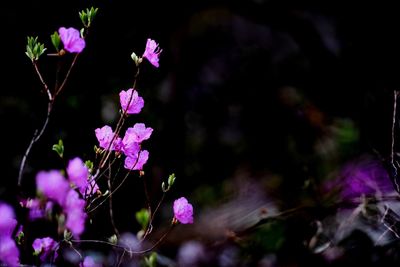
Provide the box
[1,0,400,266]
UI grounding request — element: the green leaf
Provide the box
[135,208,150,230]
[25,36,46,61]
[168,173,176,187]
[144,252,157,267]
[52,139,64,158]
[85,160,94,171]
[51,31,60,52]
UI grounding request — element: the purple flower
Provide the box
[173,197,194,224]
[63,190,86,237]
[0,203,17,237]
[36,170,69,206]
[124,150,149,170]
[121,131,140,157]
[80,256,102,267]
[95,125,114,150]
[119,89,144,114]
[0,236,19,267]
[59,27,85,53]
[67,157,89,195]
[32,237,57,261]
[142,38,162,68]
[127,123,153,143]
[113,137,123,153]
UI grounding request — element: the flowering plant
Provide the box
[0,6,193,267]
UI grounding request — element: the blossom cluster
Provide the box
[1,14,195,265]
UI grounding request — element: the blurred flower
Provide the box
[0,202,17,237]
[124,150,149,171]
[32,237,57,261]
[63,190,86,237]
[324,157,394,200]
[0,236,19,266]
[67,157,89,195]
[59,27,85,53]
[173,197,194,224]
[36,170,69,206]
[119,88,144,114]
[142,38,162,68]
[177,241,205,267]
[80,256,101,267]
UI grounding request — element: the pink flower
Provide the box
[124,150,149,170]
[121,132,140,157]
[32,237,57,261]
[173,197,194,224]
[127,123,153,143]
[67,157,89,195]
[0,203,17,237]
[59,27,85,53]
[119,89,144,114]
[95,126,122,151]
[36,170,69,206]
[0,236,19,267]
[63,190,86,237]
[142,38,162,68]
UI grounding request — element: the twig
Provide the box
[18,100,53,186]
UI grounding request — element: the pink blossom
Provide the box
[32,237,57,261]
[59,27,85,53]
[63,190,86,237]
[142,38,162,68]
[0,236,19,266]
[67,157,89,195]
[95,125,114,149]
[113,137,123,153]
[119,89,144,114]
[173,197,194,224]
[121,131,141,157]
[0,203,17,237]
[124,150,149,170]
[36,170,69,206]
[126,123,153,143]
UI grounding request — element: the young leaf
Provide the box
[52,139,64,158]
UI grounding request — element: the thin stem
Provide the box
[392,90,398,164]
[391,90,400,193]
[108,160,120,237]
[18,100,53,186]
[54,53,79,97]
[87,170,132,213]
[71,223,175,255]
[141,192,166,241]
[33,61,52,101]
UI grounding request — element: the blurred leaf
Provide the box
[135,208,150,230]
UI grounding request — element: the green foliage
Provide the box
[50,31,60,52]
[25,36,46,61]
[135,208,150,230]
[162,173,176,192]
[79,6,98,28]
[52,139,64,158]
[143,252,157,267]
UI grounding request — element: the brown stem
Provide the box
[54,53,79,97]
[108,160,120,236]
[33,61,52,101]
[18,100,53,186]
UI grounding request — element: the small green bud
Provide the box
[135,208,150,230]
[52,139,64,158]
